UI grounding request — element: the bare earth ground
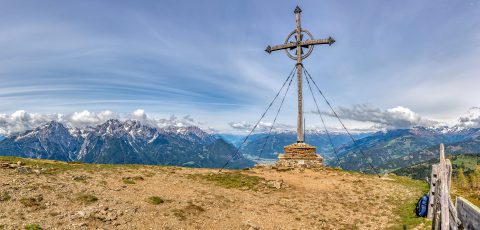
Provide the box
[0,158,428,230]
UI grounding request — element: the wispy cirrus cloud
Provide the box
[0,1,479,132]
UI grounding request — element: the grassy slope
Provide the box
[387,175,431,230]
[1,156,429,229]
[0,156,146,173]
[392,154,480,207]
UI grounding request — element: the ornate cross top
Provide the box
[265,5,335,143]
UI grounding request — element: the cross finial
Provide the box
[294,6,302,14]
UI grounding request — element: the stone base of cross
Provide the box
[276,143,323,169]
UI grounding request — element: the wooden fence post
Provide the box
[429,143,480,229]
[439,144,450,229]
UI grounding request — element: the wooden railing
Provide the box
[428,144,480,229]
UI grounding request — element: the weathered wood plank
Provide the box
[268,39,334,52]
[456,197,480,230]
[449,198,460,230]
[428,164,439,219]
[439,144,450,229]
[269,42,297,52]
[301,38,332,46]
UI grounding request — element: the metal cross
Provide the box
[265,6,335,143]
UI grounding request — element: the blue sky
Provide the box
[1,0,480,133]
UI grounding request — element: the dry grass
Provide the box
[76,193,98,204]
[0,157,427,229]
[0,192,11,202]
[19,195,45,210]
[187,172,267,191]
[146,196,164,205]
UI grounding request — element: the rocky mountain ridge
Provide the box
[2,120,480,172]
[332,126,480,172]
[0,120,253,169]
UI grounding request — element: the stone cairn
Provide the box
[276,142,323,168]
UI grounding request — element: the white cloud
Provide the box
[131,112,201,128]
[130,109,148,120]
[0,110,62,135]
[66,110,118,127]
[457,107,480,128]
[228,121,294,133]
[0,109,204,136]
[316,104,438,129]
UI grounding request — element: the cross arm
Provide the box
[301,37,335,46]
[265,36,335,54]
[265,42,296,53]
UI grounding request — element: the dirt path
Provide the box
[0,160,425,229]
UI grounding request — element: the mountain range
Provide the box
[331,126,480,172]
[0,120,253,169]
[1,120,480,173]
[233,126,480,172]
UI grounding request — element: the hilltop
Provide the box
[0,156,429,230]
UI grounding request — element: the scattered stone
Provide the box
[96,209,118,221]
[76,206,119,222]
[273,180,282,189]
[77,210,88,218]
[16,161,24,166]
[72,175,87,181]
[16,166,33,174]
[243,221,261,230]
[122,176,144,181]
[267,180,287,189]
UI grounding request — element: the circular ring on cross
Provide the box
[284,29,315,60]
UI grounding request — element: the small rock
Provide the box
[267,180,285,189]
[72,175,87,181]
[273,181,283,189]
[106,212,117,221]
[16,166,33,174]
[17,161,24,166]
[77,211,86,218]
[243,221,261,230]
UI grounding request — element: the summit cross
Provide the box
[265,5,335,143]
